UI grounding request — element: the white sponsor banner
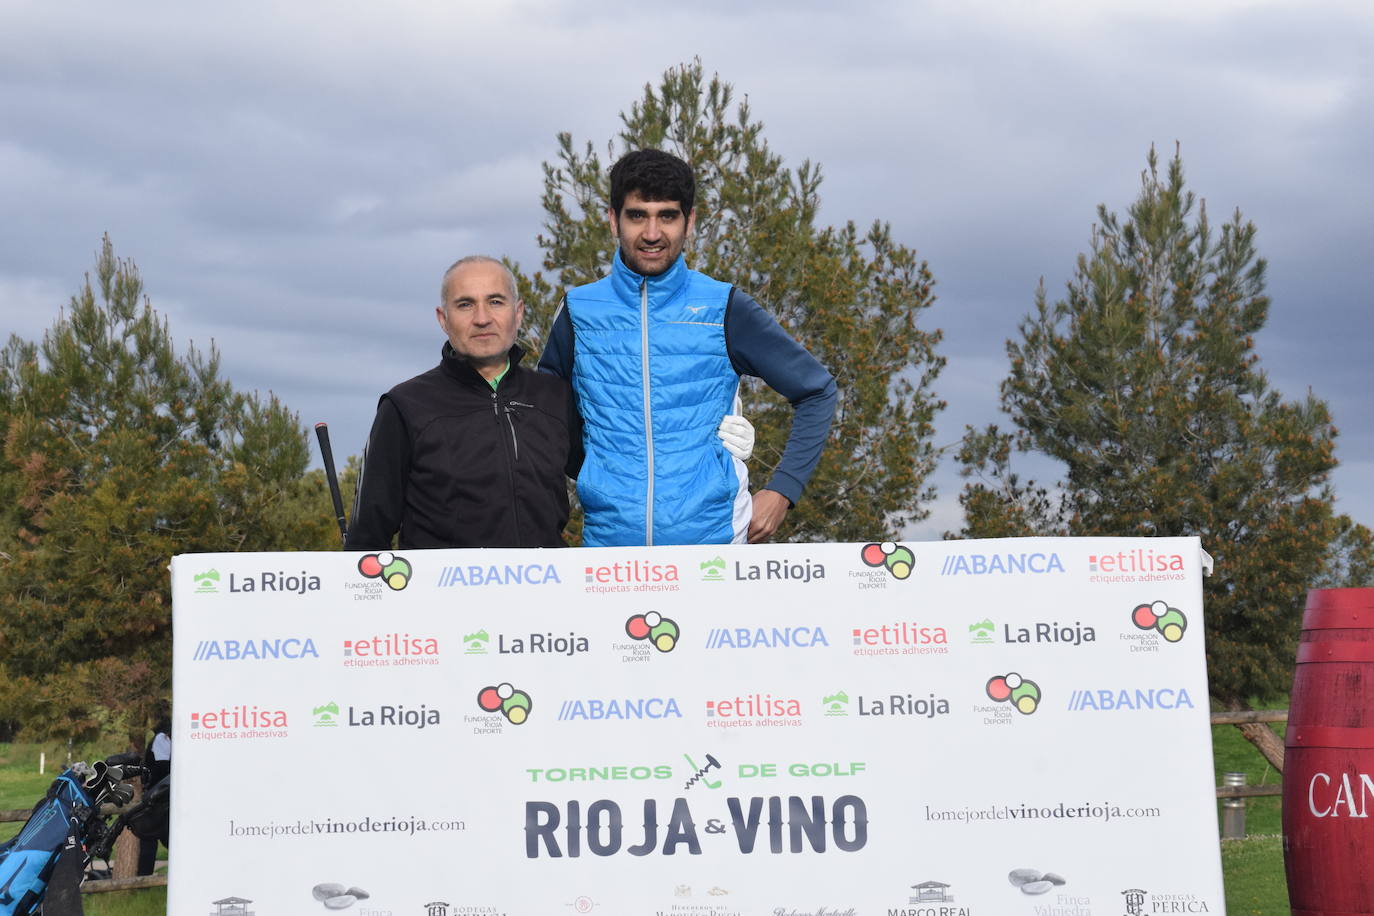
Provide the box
[170,537,1223,916]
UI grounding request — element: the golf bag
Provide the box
[0,758,156,916]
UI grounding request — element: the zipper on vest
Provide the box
[493,391,522,538]
[640,278,654,546]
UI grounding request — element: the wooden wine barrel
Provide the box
[1283,587,1374,915]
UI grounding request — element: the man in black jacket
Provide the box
[345,256,580,549]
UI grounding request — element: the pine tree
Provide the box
[957,147,1340,767]
[0,236,336,743]
[513,60,945,542]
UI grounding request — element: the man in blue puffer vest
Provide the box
[539,149,838,546]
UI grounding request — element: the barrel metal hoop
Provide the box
[1296,641,1374,663]
[1303,600,1374,630]
[1288,726,1374,749]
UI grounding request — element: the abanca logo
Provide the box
[192,638,318,661]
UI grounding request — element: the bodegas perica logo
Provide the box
[356,551,412,591]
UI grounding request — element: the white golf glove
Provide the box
[717,414,755,461]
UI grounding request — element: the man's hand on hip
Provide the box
[748,489,790,543]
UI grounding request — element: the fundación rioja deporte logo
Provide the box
[477,682,533,725]
[356,551,412,591]
[1131,599,1188,643]
[986,672,1042,715]
[860,542,915,579]
[626,612,680,652]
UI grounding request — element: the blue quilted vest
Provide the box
[566,251,744,546]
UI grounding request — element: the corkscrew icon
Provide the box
[683,752,722,790]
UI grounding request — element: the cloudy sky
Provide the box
[3,0,1370,539]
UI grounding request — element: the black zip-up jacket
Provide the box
[345,344,581,550]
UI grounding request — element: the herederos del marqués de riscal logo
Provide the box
[356,551,412,591]
[477,682,533,725]
[626,612,680,652]
[1131,599,1188,642]
[986,672,1042,715]
[861,542,915,580]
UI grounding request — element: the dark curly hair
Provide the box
[608,149,696,216]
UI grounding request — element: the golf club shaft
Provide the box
[314,422,348,547]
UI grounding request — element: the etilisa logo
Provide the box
[357,551,412,591]
[192,637,318,661]
[188,704,288,740]
[705,692,803,728]
[342,632,440,667]
[557,696,682,721]
[584,558,679,594]
[193,569,220,594]
[476,682,533,725]
[940,551,1064,576]
[986,672,1042,715]
[1088,548,1187,583]
[706,625,828,649]
[860,542,915,579]
[626,612,680,652]
[851,621,948,656]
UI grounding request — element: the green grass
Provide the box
[83,886,167,916]
[1222,835,1288,916]
[1212,715,1288,915]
